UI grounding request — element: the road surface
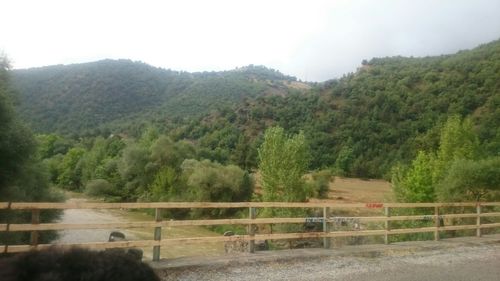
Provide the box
[56,198,141,244]
[160,243,500,281]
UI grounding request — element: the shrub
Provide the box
[85,179,114,197]
[310,169,333,199]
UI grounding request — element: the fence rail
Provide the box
[2,202,500,210]
[1,201,499,260]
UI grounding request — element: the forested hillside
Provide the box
[11,39,500,179]
[12,61,302,135]
[173,39,500,177]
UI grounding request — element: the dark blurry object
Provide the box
[107,231,143,261]
[0,247,159,281]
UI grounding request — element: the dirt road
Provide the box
[56,198,141,244]
[55,198,225,259]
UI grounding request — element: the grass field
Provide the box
[325,176,393,203]
[114,210,225,259]
[254,174,394,203]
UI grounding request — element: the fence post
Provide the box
[434,206,439,241]
[476,204,481,237]
[30,209,40,246]
[384,207,390,245]
[322,207,331,249]
[153,208,162,261]
[248,207,256,253]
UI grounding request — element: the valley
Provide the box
[2,38,499,251]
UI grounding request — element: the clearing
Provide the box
[323,176,392,203]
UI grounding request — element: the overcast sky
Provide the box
[1,0,500,81]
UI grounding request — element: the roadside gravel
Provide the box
[159,244,500,281]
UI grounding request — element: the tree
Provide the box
[117,144,151,199]
[180,159,253,217]
[85,179,114,197]
[36,134,72,159]
[433,115,479,183]
[335,144,354,176]
[392,115,496,203]
[181,159,253,202]
[57,147,86,190]
[0,56,36,192]
[437,157,500,201]
[150,136,195,168]
[230,134,255,170]
[0,55,58,201]
[258,127,310,202]
[392,151,436,203]
[0,54,62,245]
[149,166,180,201]
[81,137,107,185]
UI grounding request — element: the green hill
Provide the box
[10,40,500,178]
[11,60,303,134]
[174,40,500,177]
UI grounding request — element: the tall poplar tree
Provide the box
[258,127,310,202]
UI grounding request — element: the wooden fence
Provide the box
[1,201,500,261]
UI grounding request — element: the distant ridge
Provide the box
[11,60,305,134]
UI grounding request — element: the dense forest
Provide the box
[214,39,500,177]
[4,39,500,207]
[11,40,500,178]
[11,61,303,135]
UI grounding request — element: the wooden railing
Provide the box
[1,202,500,261]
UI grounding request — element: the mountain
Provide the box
[10,39,500,178]
[173,39,500,177]
[11,60,306,134]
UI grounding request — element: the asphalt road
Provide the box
[160,244,500,281]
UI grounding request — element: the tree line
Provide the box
[39,126,327,217]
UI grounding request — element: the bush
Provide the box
[85,179,114,197]
[180,159,254,218]
[437,157,500,201]
[310,170,333,199]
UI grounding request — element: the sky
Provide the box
[1,0,500,82]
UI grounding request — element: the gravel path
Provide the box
[56,198,140,244]
[159,244,500,281]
